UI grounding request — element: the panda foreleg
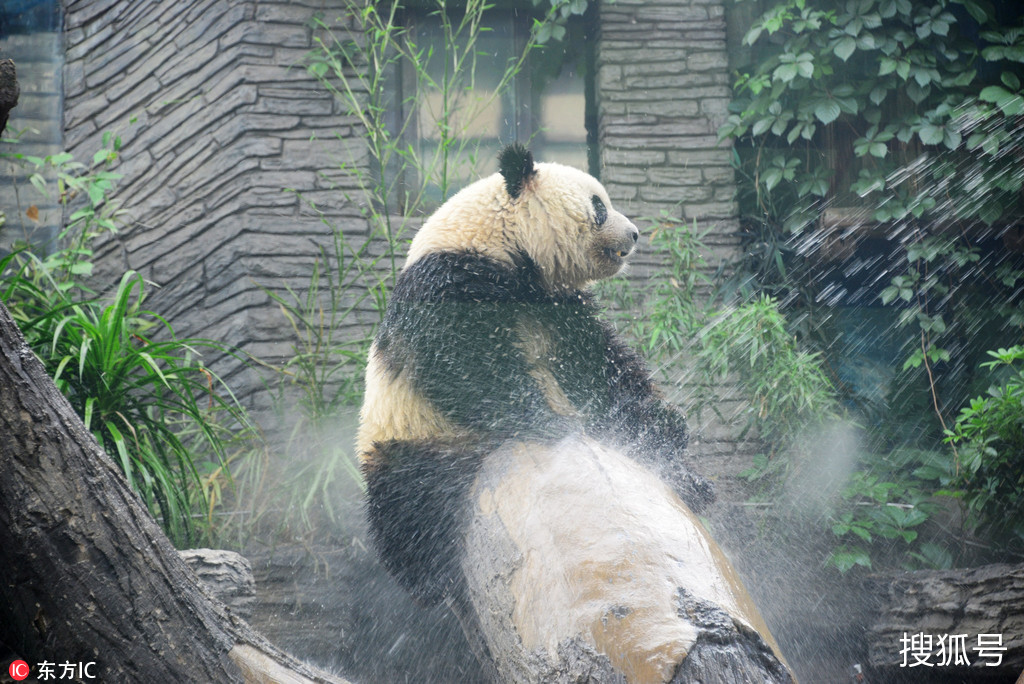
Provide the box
[599,325,716,512]
[362,439,487,605]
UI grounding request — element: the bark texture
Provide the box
[0,298,346,683]
[180,549,257,620]
[0,59,19,133]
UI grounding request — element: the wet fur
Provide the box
[359,151,712,604]
[361,251,713,603]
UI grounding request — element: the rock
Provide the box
[179,548,256,620]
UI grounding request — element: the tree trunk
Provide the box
[0,298,348,683]
[0,59,18,134]
[458,436,796,683]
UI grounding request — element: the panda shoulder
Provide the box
[394,250,542,304]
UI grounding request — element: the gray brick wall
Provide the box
[62,0,371,413]
[59,0,755,485]
[595,0,756,490]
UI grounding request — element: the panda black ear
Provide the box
[498,143,536,199]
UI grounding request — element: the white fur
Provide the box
[405,162,636,293]
[358,160,638,458]
[357,345,465,460]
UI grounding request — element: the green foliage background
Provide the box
[716,0,1024,570]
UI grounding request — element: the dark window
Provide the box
[389,4,594,207]
[0,0,63,250]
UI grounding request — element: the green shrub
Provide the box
[603,217,839,484]
[946,346,1024,549]
[1,144,258,547]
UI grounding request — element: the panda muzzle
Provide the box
[606,223,639,260]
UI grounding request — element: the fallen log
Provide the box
[457,436,795,683]
[0,298,348,684]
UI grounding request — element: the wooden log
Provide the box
[0,297,348,684]
[180,549,257,620]
[459,436,796,683]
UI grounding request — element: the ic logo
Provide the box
[8,660,30,681]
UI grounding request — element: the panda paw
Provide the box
[656,458,716,513]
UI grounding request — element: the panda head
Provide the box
[405,144,640,293]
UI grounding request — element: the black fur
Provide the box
[498,143,536,199]
[363,440,488,604]
[366,250,713,603]
[671,589,795,683]
[376,251,561,439]
[592,195,607,225]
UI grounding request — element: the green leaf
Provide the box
[796,55,814,79]
[1000,95,1024,116]
[84,397,95,431]
[979,85,1010,105]
[69,261,94,276]
[762,167,783,192]
[774,62,798,83]
[814,99,841,124]
[956,0,993,23]
[828,548,872,573]
[87,182,106,207]
[752,117,774,137]
[942,127,962,150]
[536,21,552,44]
[919,124,944,145]
[835,36,856,61]
[307,61,328,79]
[29,173,47,197]
[906,80,930,103]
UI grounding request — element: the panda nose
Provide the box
[630,227,639,243]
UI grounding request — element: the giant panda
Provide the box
[357,143,713,604]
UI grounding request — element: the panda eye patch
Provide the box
[592,195,607,225]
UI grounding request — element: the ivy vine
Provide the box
[721,0,1024,570]
[720,0,1024,231]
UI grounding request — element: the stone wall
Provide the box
[595,0,755,490]
[59,0,754,479]
[61,0,371,413]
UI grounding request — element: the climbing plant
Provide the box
[720,0,1024,570]
[720,0,1024,234]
